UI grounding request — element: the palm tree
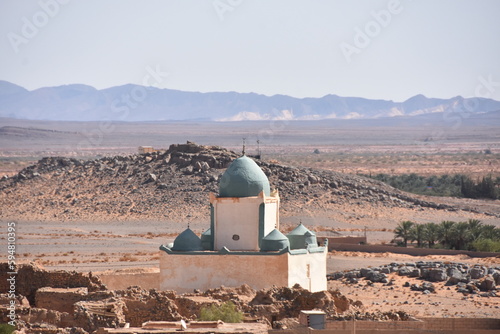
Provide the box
[410,224,427,248]
[479,224,499,240]
[438,221,455,248]
[394,221,415,247]
[424,223,439,248]
[467,219,483,243]
[450,221,471,250]
[467,219,482,229]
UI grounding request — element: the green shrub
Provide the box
[0,324,15,334]
[470,239,500,252]
[368,173,463,197]
[368,173,499,199]
[199,301,243,323]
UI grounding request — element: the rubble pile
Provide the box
[0,263,363,334]
[0,263,106,305]
[207,284,353,319]
[1,141,482,222]
[114,287,181,326]
[183,284,362,321]
[73,299,127,332]
[328,261,500,296]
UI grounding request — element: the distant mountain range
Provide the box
[1,80,499,121]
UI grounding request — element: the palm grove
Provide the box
[393,220,500,252]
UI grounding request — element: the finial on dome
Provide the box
[242,137,246,156]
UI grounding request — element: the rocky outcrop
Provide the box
[0,142,482,222]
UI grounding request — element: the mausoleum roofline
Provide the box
[160,244,326,255]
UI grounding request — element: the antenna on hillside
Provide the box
[257,139,261,157]
[242,137,246,155]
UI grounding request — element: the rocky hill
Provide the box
[0,142,497,225]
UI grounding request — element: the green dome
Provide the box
[260,229,289,252]
[287,223,310,236]
[287,223,317,249]
[304,231,318,248]
[219,156,270,197]
[172,228,203,251]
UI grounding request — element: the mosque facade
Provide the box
[159,156,327,293]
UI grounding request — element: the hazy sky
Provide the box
[1,0,499,101]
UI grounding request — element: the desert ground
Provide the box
[8,218,500,319]
[7,219,500,320]
[1,115,499,320]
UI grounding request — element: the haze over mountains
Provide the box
[1,80,499,122]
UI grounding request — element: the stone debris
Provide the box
[331,310,414,321]
[328,261,500,295]
[410,282,435,293]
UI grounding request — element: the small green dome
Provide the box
[304,230,318,248]
[172,228,203,251]
[260,229,289,252]
[287,223,310,236]
[200,228,212,250]
[287,223,317,249]
[219,156,270,198]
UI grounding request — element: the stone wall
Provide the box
[272,318,500,334]
[98,272,159,290]
[323,236,366,245]
[35,287,88,314]
[0,262,106,305]
[324,317,500,332]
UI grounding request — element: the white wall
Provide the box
[160,252,289,293]
[263,200,279,237]
[159,250,327,293]
[211,193,280,251]
[214,197,261,251]
[287,251,327,292]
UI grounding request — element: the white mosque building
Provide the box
[159,155,327,292]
